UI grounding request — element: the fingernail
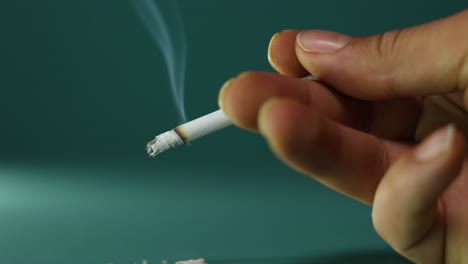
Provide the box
[268,32,281,72]
[415,124,455,161]
[297,30,352,53]
[218,78,235,110]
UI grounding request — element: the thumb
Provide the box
[295,9,468,101]
[372,124,465,263]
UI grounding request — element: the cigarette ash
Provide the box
[146,130,184,157]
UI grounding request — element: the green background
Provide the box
[0,0,465,263]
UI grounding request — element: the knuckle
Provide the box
[353,29,410,97]
[368,29,407,67]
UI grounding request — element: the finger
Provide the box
[372,124,465,263]
[258,97,411,204]
[294,10,468,100]
[219,72,314,131]
[268,30,308,77]
[219,71,421,139]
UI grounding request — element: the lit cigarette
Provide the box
[146,109,232,157]
[146,75,318,157]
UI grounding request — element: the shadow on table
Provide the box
[212,250,412,264]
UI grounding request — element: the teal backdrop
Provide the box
[0,1,465,263]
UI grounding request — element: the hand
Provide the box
[218,9,468,264]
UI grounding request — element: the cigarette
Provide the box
[146,109,232,157]
[146,75,318,157]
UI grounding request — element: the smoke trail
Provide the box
[133,0,187,122]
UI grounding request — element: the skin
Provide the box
[219,9,468,264]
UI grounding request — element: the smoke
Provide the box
[133,0,187,122]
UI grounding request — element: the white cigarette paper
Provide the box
[146,109,232,157]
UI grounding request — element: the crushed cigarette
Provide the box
[174,259,206,264]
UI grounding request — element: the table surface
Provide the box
[0,161,411,264]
